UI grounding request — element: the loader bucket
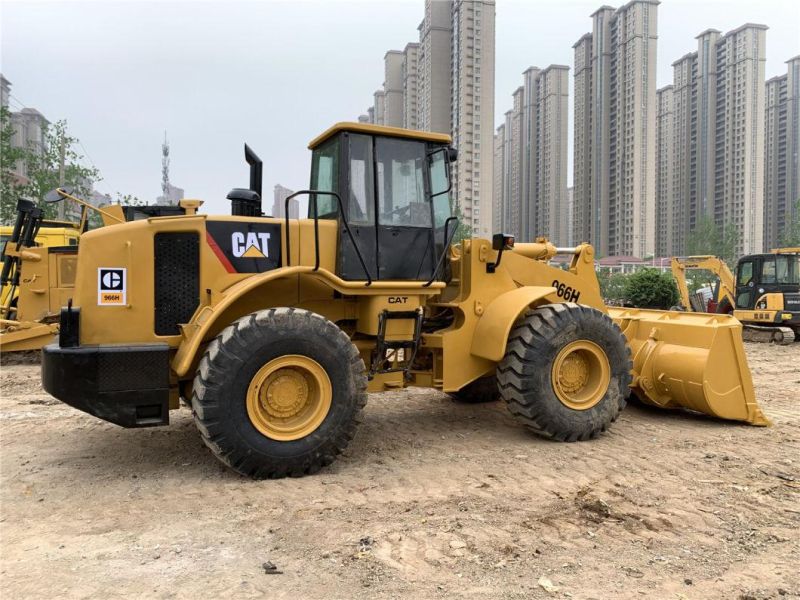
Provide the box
[607,308,769,426]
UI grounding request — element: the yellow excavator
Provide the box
[671,250,800,344]
[40,123,768,479]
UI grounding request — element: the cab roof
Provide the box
[308,122,451,150]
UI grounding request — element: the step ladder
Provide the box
[368,309,424,380]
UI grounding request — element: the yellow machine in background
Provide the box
[0,190,127,353]
[40,123,768,479]
[1,190,204,353]
[0,220,80,310]
[671,251,800,344]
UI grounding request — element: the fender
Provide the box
[171,266,446,378]
[470,285,556,362]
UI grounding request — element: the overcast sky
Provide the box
[2,0,798,214]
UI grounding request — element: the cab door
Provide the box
[374,137,436,281]
[735,258,756,309]
[339,133,378,280]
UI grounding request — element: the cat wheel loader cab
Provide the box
[41,122,768,480]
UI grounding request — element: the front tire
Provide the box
[497,303,631,442]
[192,308,367,479]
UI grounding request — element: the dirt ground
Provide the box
[1,343,798,600]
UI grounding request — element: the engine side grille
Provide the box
[154,232,200,335]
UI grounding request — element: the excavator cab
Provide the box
[733,251,800,310]
[305,123,458,282]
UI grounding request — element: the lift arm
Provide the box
[670,255,736,311]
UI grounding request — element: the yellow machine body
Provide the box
[59,210,767,425]
[37,123,769,480]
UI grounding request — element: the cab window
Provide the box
[737,260,753,286]
[376,137,431,227]
[761,257,776,284]
[310,136,339,218]
[347,134,374,224]
[430,149,452,229]
[775,255,800,284]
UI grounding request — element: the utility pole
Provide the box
[161,131,171,204]
[57,134,66,220]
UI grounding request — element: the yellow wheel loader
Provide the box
[0,190,202,353]
[41,123,768,479]
[671,252,800,344]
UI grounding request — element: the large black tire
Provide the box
[497,303,632,442]
[192,308,367,479]
[449,376,500,403]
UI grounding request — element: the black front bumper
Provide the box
[42,343,171,428]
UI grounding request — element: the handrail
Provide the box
[424,216,458,287]
[284,189,373,286]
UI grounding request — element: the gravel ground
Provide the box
[1,342,799,599]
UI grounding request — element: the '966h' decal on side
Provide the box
[205,221,282,273]
[98,267,127,305]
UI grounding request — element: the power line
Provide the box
[7,93,28,110]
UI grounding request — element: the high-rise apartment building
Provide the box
[272,184,298,219]
[361,0,495,238]
[0,74,10,109]
[417,0,452,135]
[492,123,505,233]
[449,0,496,238]
[402,43,420,129]
[383,51,405,127]
[668,25,768,256]
[655,85,674,257]
[495,65,569,244]
[764,56,800,249]
[502,89,523,236]
[566,187,574,246]
[572,0,659,257]
[373,90,386,126]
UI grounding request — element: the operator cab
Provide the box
[734,251,800,309]
[305,122,458,281]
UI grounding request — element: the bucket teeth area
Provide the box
[608,307,769,427]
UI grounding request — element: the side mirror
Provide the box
[447,146,458,163]
[487,233,515,273]
[428,147,452,198]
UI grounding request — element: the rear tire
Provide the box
[192,308,367,479]
[449,376,499,403]
[497,303,632,442]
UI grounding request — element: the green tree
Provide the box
[779,200,800,247]
[0,107,31,222]
[597,270,629,303]
[623,268,679,310]
[25,120,100,220]
[685,215,738,264]
[450,202,474,243]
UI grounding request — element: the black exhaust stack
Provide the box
[227,143,263,217]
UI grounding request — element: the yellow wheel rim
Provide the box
[551,340,610,411]
[246,355,332,441]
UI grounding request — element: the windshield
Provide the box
[761,255,800,285]
[376,137,430,227]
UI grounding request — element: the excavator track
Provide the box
[742,324,796,345]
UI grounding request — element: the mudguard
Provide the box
[470,286,556,362]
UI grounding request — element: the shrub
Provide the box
[623,269,679,310]
[597,270,628,304]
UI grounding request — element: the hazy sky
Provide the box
[2,0,798,214]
